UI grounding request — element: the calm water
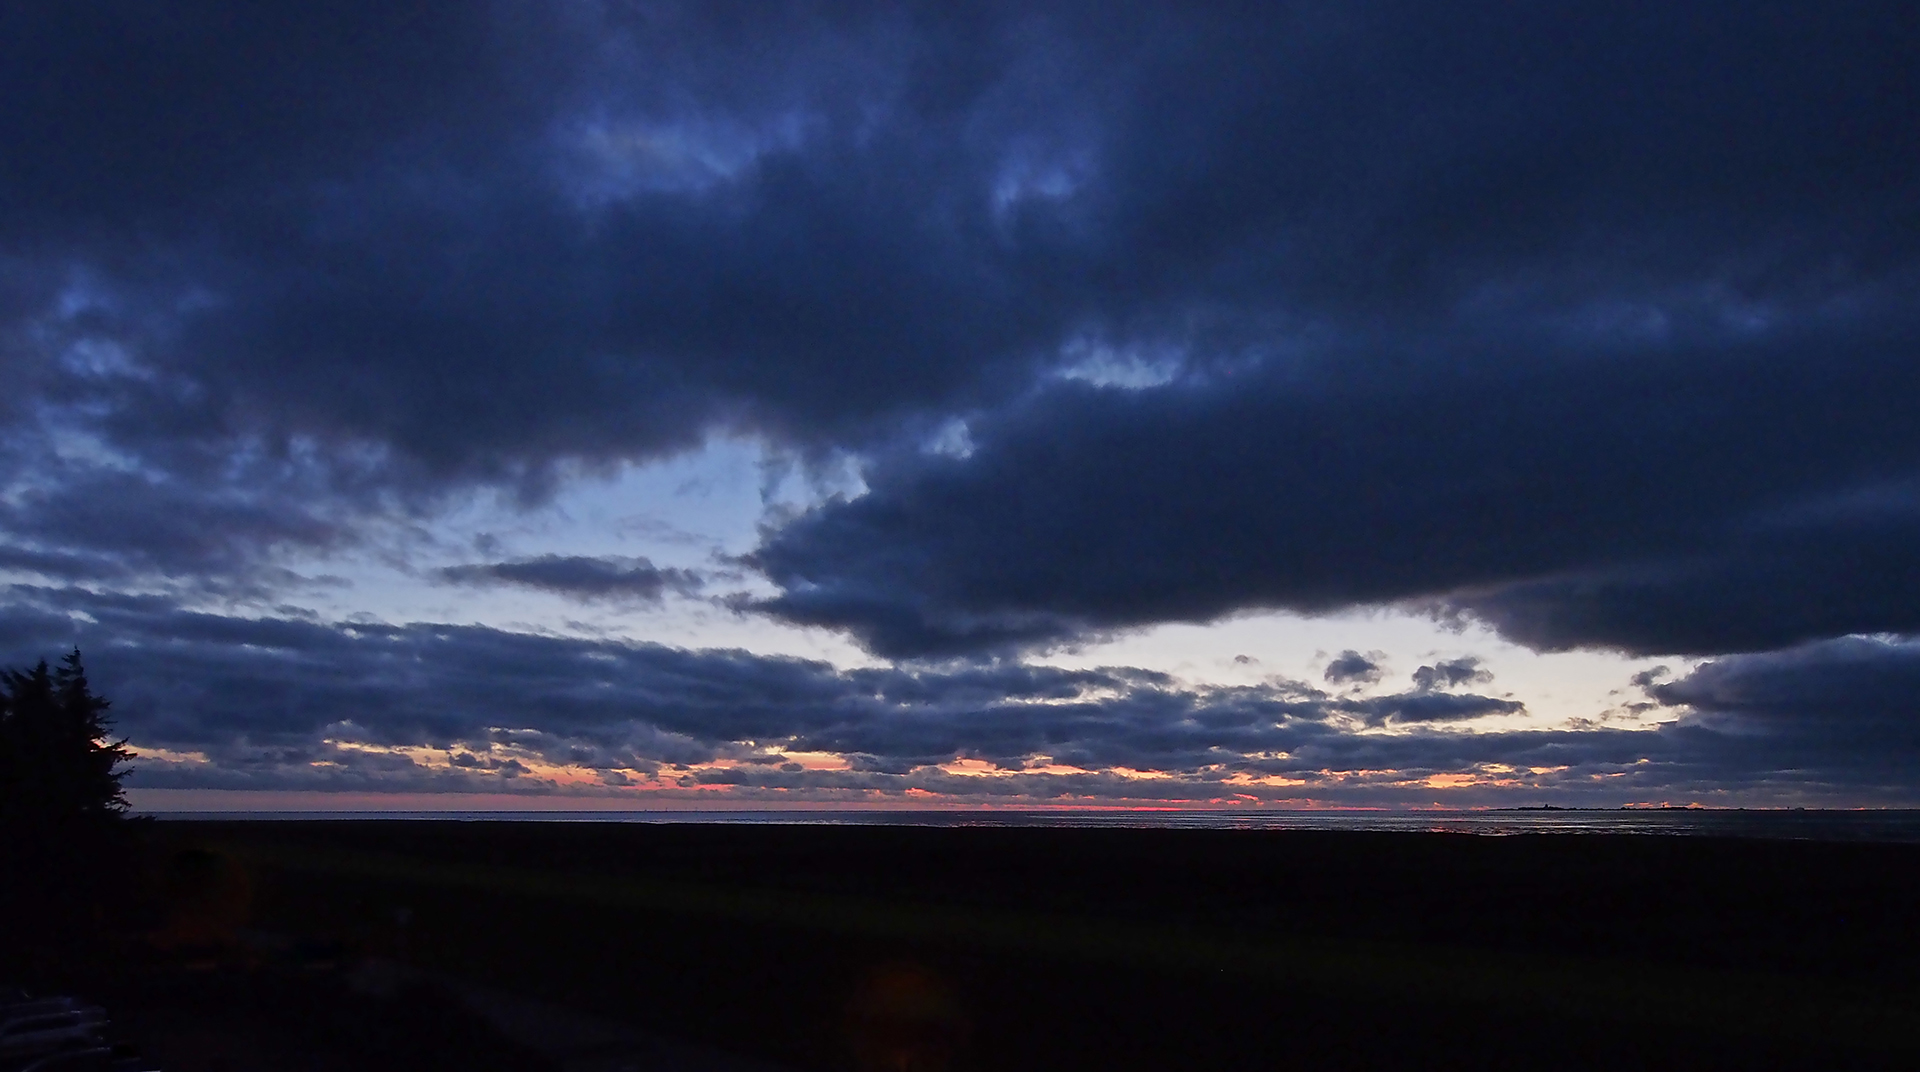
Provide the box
[149,808,1920,843]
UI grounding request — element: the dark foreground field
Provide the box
[10,821,1920,1070]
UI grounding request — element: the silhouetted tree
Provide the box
[0,649,132,824]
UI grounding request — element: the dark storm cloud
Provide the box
[757,319,1920,656]
[1353,692,1521,727]
[1411,657,1492,693]
[1,1,1913,617]
[438,555,702,602]
[1456,506,1920,655]
[0,0,1089,485]
[1656,637,1920,738]
[1618,638,1920,794]
[1323,651,1384,686]
[746,2,1920,659]
[0,464,348,589]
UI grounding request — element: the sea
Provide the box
[146,808,1920,843]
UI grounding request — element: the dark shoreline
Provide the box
[13,821,1920,1070]
[135,806,1920,846]
[191,823,1920,1068]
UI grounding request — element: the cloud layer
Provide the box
[756,323,1920,656]
[438,555,702,603]
[0,587,1911,807]
[1,3,1916,804]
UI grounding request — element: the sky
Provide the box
[2,1,1918,811]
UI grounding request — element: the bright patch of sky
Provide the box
[990,149,1091,226]
[923,419,975,459]
[555,112,811,205]
[270,436,880,666]
[1034,610,1685,732]
[1052,337,1182,390]
[245,432,1685,733]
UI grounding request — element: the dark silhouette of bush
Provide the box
[0,650,142,975]
[0,650,132,826]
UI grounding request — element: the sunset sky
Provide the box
[3,2,1917,810]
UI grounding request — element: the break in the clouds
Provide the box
[0,2,1916,806]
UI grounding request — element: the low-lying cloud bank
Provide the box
[3,587,1913,808]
